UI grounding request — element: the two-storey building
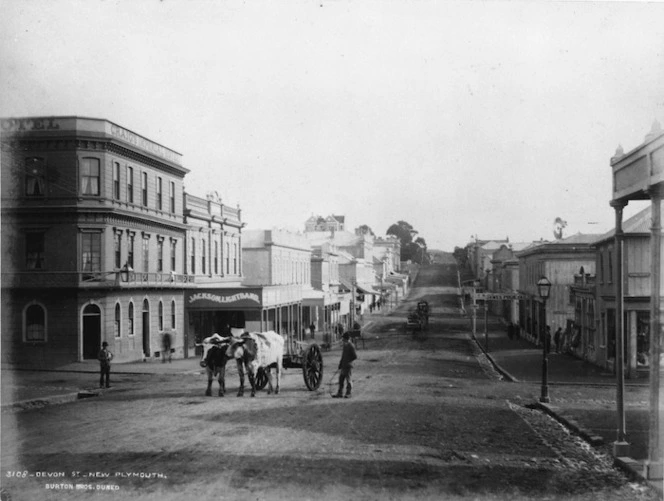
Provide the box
[516,233,599,345]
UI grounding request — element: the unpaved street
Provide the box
[1,265,657,500]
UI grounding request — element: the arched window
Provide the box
[114,303,121,337]
[25,303,46,342]
[128,301,135,336]
[158,301,164,331]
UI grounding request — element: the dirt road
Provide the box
[1,265,656,500]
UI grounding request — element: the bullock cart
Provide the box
[253,337,324,392]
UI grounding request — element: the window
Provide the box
[170,240,176,272]
[127,166,134,203]
[25,303,46,342]
[157,177,163,210]
[225,242,230,274]
[214,241,219,274]
[26,232,45,270]
[191,237,196,274]
[142,236,149,272]
[157,239,164,272]
[113,162,121,200]
[171,300,176,329]
[599,252,604,283]
[202,239,206,274]
[81,232,101,277]
[81,158,100,196]
[128,233,135,268]
[608,250,613,283]
[142,172,148,206]
[233,243,238,274]
[128,301,134,336]
[158,301,164,331]
[170,181,175,213]
[25,157,45,196]
[114,303,121,338]
[114,232,122,269]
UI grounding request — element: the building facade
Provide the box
[516,234,599,345]
[1,116,192,366]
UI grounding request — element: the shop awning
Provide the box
[340,279,381,295]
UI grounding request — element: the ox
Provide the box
[226,331,284,397]
[197,334,233,396]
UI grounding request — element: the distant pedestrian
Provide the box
[161,331,172,363]
[333,332,357,399]
[554,327,563,353]
[98,341,113,388]
[309,323,316,339]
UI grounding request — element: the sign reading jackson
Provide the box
[187,291,261,309]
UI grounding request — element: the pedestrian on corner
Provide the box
[545,326,552,354]
[162,331,172,363]
[554,327,563,353]
[333,332,357,399]
[98,341,113,388]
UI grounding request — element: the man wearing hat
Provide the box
[333,331,357,398]
[97,341,114,388]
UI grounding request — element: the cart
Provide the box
[405,311,424,333]
[253,337,324,391]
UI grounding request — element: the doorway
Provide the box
[82,303,101,359]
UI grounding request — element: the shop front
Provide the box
[185,285,303,357]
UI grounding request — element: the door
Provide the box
[82,304,101,359]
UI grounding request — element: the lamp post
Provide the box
[537,276,552,403]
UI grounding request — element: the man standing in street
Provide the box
[98,341,113,388]
[333,332,357,399]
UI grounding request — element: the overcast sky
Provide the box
[1,0,663,251]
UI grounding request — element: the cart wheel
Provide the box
[255,367,269,390]
[302,344,324,390]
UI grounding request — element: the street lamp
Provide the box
[537,276,552,403]
[120,263,133,283]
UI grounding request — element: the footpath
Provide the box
[469,313,661,494]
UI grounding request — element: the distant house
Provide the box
[304,214,345,233]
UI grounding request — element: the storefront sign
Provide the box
[474,292,527,301]
[188,291,260,305]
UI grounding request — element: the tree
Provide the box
[386,221,425,262]
[356,224,375,236]
[453,246,469,269]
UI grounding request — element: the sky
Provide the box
[1,0,663,251]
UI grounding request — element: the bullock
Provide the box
[226,331,284,397]
[197,334,233,396]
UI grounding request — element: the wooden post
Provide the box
[647,188,662,479]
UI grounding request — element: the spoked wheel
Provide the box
[255,367,269,390]
[302,343,324,390]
